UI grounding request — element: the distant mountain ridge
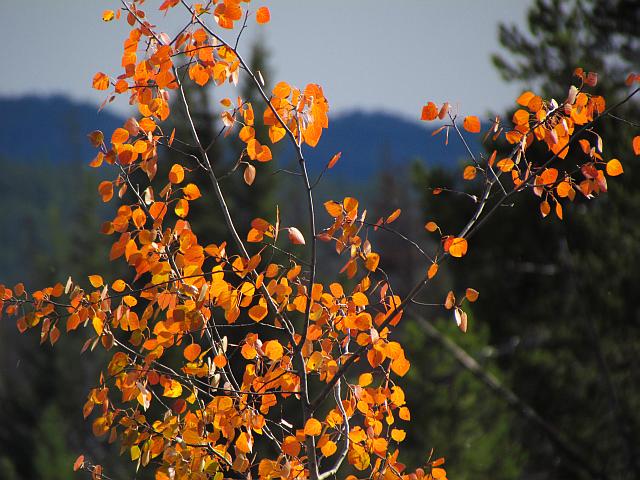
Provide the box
[0,96,122,164]
[0,96,477,176]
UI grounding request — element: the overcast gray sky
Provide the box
[0,1,532,120]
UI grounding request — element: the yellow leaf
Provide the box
[263,340,283,361]
[358,372,373,387]
[364,253,380,272]
[304,418,322,436]
[175,199,189,218]
[391,429,406,442]
[321,440,337,457]
[236,431,252,453]
[162,379,183,398]
[102,9,115,22]
[606,158,623,176]
[89,275,103,288]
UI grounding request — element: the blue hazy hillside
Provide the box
[299,111,472,179]
[0,96,475,173]
[0,96,122,164]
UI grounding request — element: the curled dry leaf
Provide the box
[454,307,468,333]
[444,291,455,310]
[244,164,256,185]
[287,227,305,245]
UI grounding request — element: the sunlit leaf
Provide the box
[304,418,322,436]
[448,237,468,258]
[606,158,623,176]
[169,164,185,184]
[256,6,270,24]
[184,343,201,362]
[463,116,481,133]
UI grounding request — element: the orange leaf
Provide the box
[184,343,201,362]
[282,436,301,457]
[512,109,529,126]
[304,418,322,436]
[606,158,623,176]
[448,237,468,258]
[444,291,455,310]
[358,373,373,387]
[633,136,640,155]
[391,429,406,442]
[425,221,438,232]
[516,90,535,107]
[162,379,183,398]
[386,209,401,224]
[463,116,481,133]
[496,158,514,172]
[175,199,189,218]
[169,164,185,184]
[321,440,337,457]
[364,253,380,272]
[391,356,410,376]
[427,263,439,279]
[540,200,551,217]
[73,455,85,472]
[102,10,115,22]
[112,279,126,292]
[89,275,103,288]
[465,288,479,302]
[273,81,291,99]
[264,340,283,361]
[92,72,110,90]
[432,467,447,479]
[98,181,113,202]
[421,102,438,121]
[463,165,477,181]
[111,128,129,145]
[256,6,270,24]
[248,304,268,322]
[183,183,202,200]
[328,152,341,169]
